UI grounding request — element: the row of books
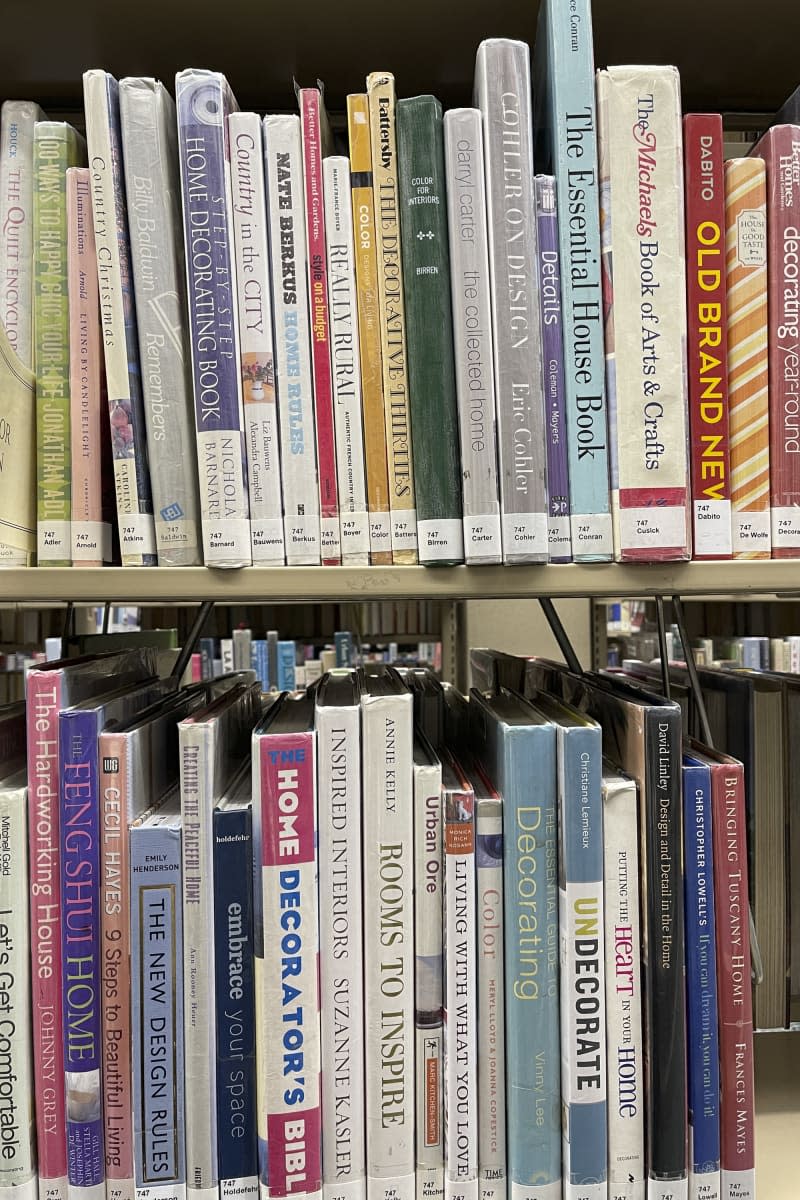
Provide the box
[0,645,764,1200]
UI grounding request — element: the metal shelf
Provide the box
[1,562,800,604]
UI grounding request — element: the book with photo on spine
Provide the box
[0,99,44,368]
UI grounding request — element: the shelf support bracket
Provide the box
[538,597,582,675]
[171,600,215,681]
[655,596,671,700]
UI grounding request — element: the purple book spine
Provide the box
[535,174,572,563]
[60,708,105,1192]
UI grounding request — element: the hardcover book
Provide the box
[176,69,251,568]
[397,95,464,566]
[0,321,36,565]
[0,100,44,368]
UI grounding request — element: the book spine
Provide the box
[723,159,771,558]
[26,668,68,1200]
[0,320,37,566]
[396,97,464,565]
[316,701,366,1200]
[262,114,321,565]
[443,108,502,565]
[299,89,340,564]
[443,777,477,1200]
[361,690,415,1200]
[597,67,690,561]
[346,95,392,563]
[475,799,505,1200]
[228,111,285,565]
[0,784,36,1194]
[179,725,219,1200]
[130,820,186,1200]
[0,100,41,368]
[366,72,418,563]
[684,115,732,559]
[83,71,157,566]
[413,762,443,1200]
[558,726,606,1200]
[67,167,110,568]
[119,77,203,567]
[257,728,321,1200]
[59,708,105,1200]
[323,156,370,566]
[534,175,572,563]
[710,765,754,1200]
[249,757,267,1200]
[683,766,720,1200]
[176,70,251,568]
[34,123,81,566]
[213,806,258,1200]
[602,779,645,1200]
[99,731,135,1200]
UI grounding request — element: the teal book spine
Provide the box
[396,96,464,566]
[534,0,613,560]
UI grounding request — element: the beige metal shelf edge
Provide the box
[1,562,800,603]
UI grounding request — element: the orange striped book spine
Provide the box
[724,158,771,558]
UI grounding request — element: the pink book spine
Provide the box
[99,730,134,1200]
[67,166,108,568]
[26,667,68,1200]
[300,88,340,565]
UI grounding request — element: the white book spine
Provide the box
[179,725,219,1200]
[263,115,321,565]
[413,760,444,1200]
[0,101,42,368]
[443,108,502,566]
[475,798,505,1200]
[361,690,415,1200]
[316,701,366,1200]
[221,639,234,674]
[229,112,285,565]
[323,156,370,566]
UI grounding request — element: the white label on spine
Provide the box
[220,1179,258,1200]
[323,1181,366,1200]
[370,1177,415,1200]
[251,518,286,564]
[571,512,614,558]
[136,1185,187,1200]
[446,1181,478,1200]
[771,505,800,547]
[418,518,463,562]
[693,500,732,556]
[732,509,771,554]
[418,1168,444,1200]
[120,512,157,559]
[619,506,686,552]
[392,509,418,552]
[720,1168,754,1200]
[464,513,502,562]
[564,1186,605,1200]
[38,520,71,562]
[688,1169,719,1200]
[369,512,392,555]
[203,519,251,565]
[284,513,320,564]
[320,516,342,560]
[0,543,28,565]
[155,518,198,556]
[501,512,548,561]
[339,510,370,559]
[548,515,571,560]
[509,1183,560,1200]
[648,1180,687,1200]
[72,520,112,562]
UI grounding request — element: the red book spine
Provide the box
[300,88,340,565]
[26,668,68,1200]
[710,761,755,1200]
[684,114,732,559]
[755,124,800,557]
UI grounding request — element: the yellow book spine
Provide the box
[347,94,392,565]
[366,71,417,564]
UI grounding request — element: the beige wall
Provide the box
[464,597,593,681]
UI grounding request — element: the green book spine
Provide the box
[33,122,84,565]
[397,96,464,565]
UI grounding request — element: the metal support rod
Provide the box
[655,595,671,700]
[539,597,582,675]
[102,602,111,635]
[671,595,713,747]
[61,601,74,644]
[171,600,214,680]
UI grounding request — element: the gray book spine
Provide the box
[0,100,43,369]
[120,77,202,566]
[474,39,548,563]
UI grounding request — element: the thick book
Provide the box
[119,76,203,566]
[397,95,464,566]
[533,0,613,561]
[474,40,548,563]
[262,114,321,565]
[176,69,251,568]
[366,72,418,563]
[597,66,690,561]
[67,166,111,567]
[0,100,44,368]
[443,108,502,565]
[299,86,340,564]
[130,796,186,1200]
[315,673,366,1200]
[83,70,157,567]
[324,156,371,566]
[723,158,770,558]
[750,124,800,555]
[0,318,36,565]
[361,667,415,1200]
[33,121,85,565]
[228,111,285,565]
[346,95,392,563]
[534,175,572,563]
[684,114,732,559]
